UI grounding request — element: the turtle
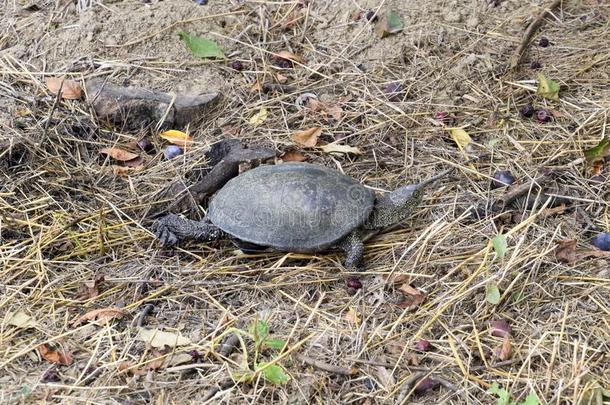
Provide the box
[152,162,454,271]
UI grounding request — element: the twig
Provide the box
[509,0,562,71]
[395,371,427,404]
[297,355,358,376]
[137,304,154,328]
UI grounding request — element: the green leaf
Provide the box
[584,137,610,164]
[178,32,225,59]
[249,319,269,344]
[536,73,560,101]
[486,283,501,305]
[520,392,539,405]
[375,9,404,38]
[488,383,512,405]
[263,338,286,350]
[258,363,290,384]
[492,234,507,260]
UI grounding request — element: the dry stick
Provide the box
[509,0,562,71]
[297,355,357,376]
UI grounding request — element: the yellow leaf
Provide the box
[137,328,192,348]
[159,130,193,148]
[536,73,560,101]
[320,143,362,155]
[292,127,322,147]
[249,108,268,127]
[449,128,472,152]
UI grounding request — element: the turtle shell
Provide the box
[208,162,375,252]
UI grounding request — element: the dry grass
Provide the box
[1,0,609,404]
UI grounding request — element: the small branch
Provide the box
[509,0,562,71]
[297,355,358,376]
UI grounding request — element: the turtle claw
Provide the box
[152,214,182,247]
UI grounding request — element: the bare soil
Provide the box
[1,0,609,404]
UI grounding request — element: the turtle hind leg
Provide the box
[340,231,365,272]
[152,213,223,247]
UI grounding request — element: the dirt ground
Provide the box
[1,0,609,403]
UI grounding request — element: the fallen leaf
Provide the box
[414,377,441,394]
[320,143,362,155]
[39,344,73,366]
[249,108,268,127]
[375,366,395,389]
[344,307,360,324]
[450,127,472,153]
[178,31,225,59]
[74,307,124,326]
[45,77,82,99]
[495,335,512,360]
[123,156,144,168]
[100,147,139,162]
[555,239,576,264]
[492,234,507,260]
[7,311,38,329]
[326,105,343,121]
[584,137,610,165]
[292,127,321,147]
[397,284,425,310]
[375,10,404,38]
[250,81,263,93]
[159,130,193,148]
[76,275,105,300]
[536,73,560,101]
[281,150,308,162]
[485,283,501,305]
[276,73,288,84]
[137,328,192,348]
[275,50,306,65]
[259,362,290,384]
[490,319,511,338]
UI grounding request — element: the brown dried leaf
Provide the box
[555,239,577,263]
[292,127,322,148]
[74,307,124,326]
[496,336,512,360]
[320,143,362,155]
[100,147,139,162]
[276,73,288,84]
[45,77,82,100]
[111,165,144,177]
[250,81,263,93]
[39,344,73,366]
[326,105,343,121]
[397,284,425,310]
[414,377,441,394]
[281,151,308,162]
[276,50,306,65]
[76,275,105,300]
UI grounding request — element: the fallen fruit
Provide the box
[414,339,432,352]
[519,104,535,118]
[530,61,542,70]
[491,170,515,188]
[536,109,552,123]
[365,10,377,21]
[164,145,184,160]
[591,232,610,251]
[137,138,155,153]
[539,37,550,47]
[230,60,244,71]
[490,319,511,338]
[346,277,363,290]
[434,111,454,125]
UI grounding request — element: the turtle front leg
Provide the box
[340,231,365,272]
[152,213,223,247]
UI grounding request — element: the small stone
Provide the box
[591,232,610,251]
[491,170,516,188]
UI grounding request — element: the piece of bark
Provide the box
[86,79,219,130]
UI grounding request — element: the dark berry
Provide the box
[536,108,552,123]
[274,57,293,69]
[434,111,454,125]
[539,37,550,47]
[520,104,535,118]
[591,232,610,251]
[194,0,208,4]
[229,60,244,71]
[414,339,432,352]
[137,137,155,153]
[41,367,61,383]
[492,170,515,188]
[346,277,363,290]
[530,61,542,70]
[164,145,183,160]
[365,10,377,22]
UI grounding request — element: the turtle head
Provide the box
[366,183,427,229]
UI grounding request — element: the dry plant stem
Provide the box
[493,172,556,210]
[509,0,563,70]
[395,371,427,404]
[297,355,357,376]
